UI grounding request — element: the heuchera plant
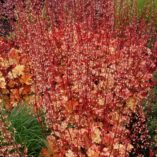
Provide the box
[6,0,157,156]
[0,39,34,110]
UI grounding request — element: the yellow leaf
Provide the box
[98,97,104,106]
[0,57,10,68]
[87,147,100,157]
[65,150,75,157]
[126,96,137,112]
[11,65,25,78]
[0,76,6,89]
[91,127,102,144]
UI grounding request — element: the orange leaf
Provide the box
[20,74,32,85]
[2,96,12,111]
[10,89,20,101]
[40,137,57,157]
[8,80,17,88]
[65,100,79,114]
[20,85,31,95]
[40,148,48,157]
[8,48,20,64]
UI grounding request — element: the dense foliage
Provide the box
[0,46,34,110]
[0,0,157,157]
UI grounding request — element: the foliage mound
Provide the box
[0,0,157,156]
